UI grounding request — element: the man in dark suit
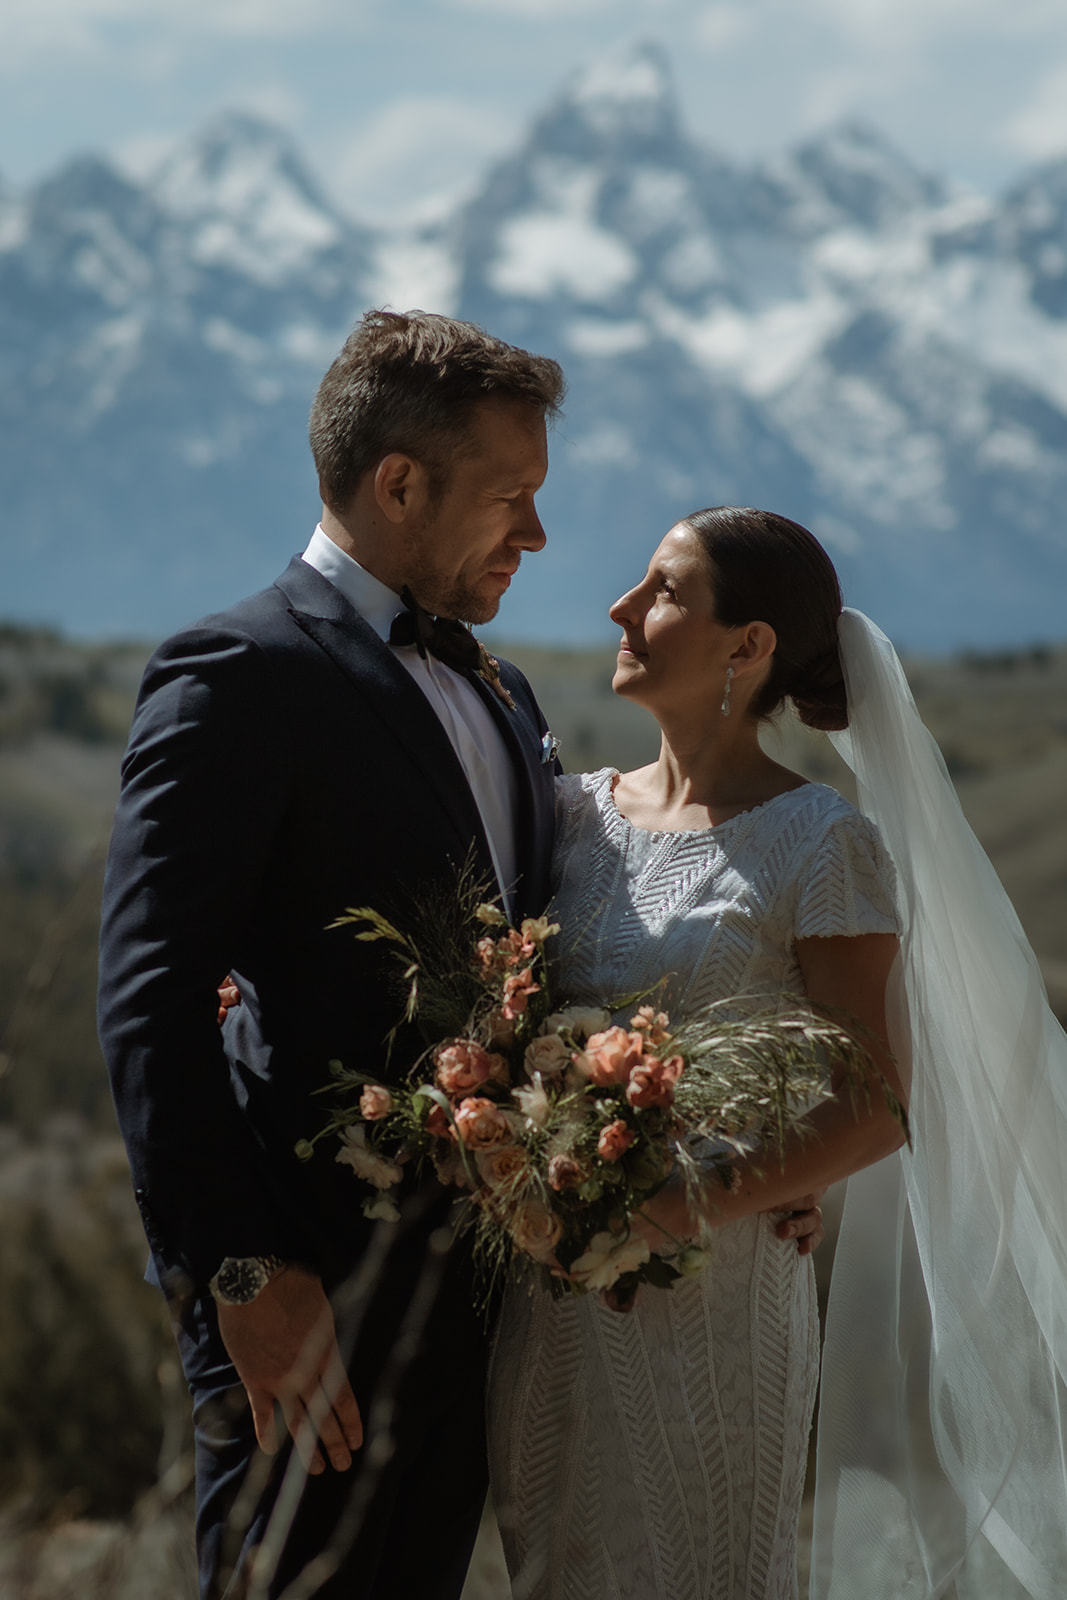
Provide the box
[98,310,565,1599]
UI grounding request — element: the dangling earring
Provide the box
[720,666,734,717]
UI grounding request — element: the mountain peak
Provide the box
[152,112,348,281]
[537,39,681,154]
[570,40,673,113]
[774,116,945,232]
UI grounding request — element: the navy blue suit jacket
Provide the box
[98,556,557,1296]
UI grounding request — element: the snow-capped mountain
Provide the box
[2,42,1066,649]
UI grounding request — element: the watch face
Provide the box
[217,1258,267,1304]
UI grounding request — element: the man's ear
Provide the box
[372,452,431,525]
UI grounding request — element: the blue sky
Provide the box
[3,0,1067,221]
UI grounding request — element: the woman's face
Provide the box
[609,523,739,716]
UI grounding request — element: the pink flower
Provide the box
[435,1039,504,1098]
[476,936,500,973]
[510,1199,563,1263]
[453,1097,515,1150]
[548,1152,588,1192]
[630,1006,672,1046]
[501,967,540,1021]
[576,1026,646,1087]
[425,1102,453,1140]
[597,1119,636,1162]
[359,1084,393,1120]
[626,1053,684,1110]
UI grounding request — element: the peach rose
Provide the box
[453,1097,514,1150]
[548,1152,588,1192]
[524,1033,570,1079]
[501,967,540,1021]
[476,1145,529,1188]
[575,1026,646,1087]
[435,1039,501,1098]
[359,1084,393,1120]
[626,1054,684,1110]
[510,1199,563,1263]
[597,1119,636,1162]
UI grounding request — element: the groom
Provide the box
[98,309,565,1599]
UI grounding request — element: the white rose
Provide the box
[524,1033,570,1078]
[542,1005,612,1041]
[336,1126,404,1189]
[568,1231,651,1292]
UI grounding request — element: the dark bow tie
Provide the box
[388,586,482,674]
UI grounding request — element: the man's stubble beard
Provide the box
[406,540,511,625]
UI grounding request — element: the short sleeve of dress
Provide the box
[795,808,902,939]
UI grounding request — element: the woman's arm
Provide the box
[636,931,907,1241]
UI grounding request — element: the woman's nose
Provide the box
[609,587,639,625]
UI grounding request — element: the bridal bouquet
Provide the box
[298,873,898,1304]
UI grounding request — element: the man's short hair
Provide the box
[309,309,566,513]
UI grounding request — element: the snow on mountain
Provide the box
[152,113,349,287]
[1,39,1066,648]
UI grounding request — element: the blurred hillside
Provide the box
[0,621,1063,1594]
[1,619,1065,1129]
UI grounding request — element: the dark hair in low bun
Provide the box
[682,506,848,731]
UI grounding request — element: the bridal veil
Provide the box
[811,610,1067,1600]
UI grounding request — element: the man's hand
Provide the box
[215,1265,363,1475]
[769,1191,826,1256]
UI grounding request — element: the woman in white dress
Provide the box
[487,506,909,1600]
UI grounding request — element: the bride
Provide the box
[487,505,1067,1600]
[488,505,907,1600]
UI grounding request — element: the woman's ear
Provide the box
[730,621,777,676]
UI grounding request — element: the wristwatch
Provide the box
[209,1255,285,1305]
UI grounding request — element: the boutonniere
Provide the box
[477,645,516,710]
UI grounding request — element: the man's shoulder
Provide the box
[148,558,329,665]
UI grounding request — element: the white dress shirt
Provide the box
[301,525,519,914]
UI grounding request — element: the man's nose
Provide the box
[513,500,546,552]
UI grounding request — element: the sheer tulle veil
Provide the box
[810,609,1067,1599]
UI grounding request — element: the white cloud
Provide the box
[442,0,617,14]
[329,97,516,225]
[1001,60,1067,159]
[0,0,378,71]
[692,4,750,53]
[802,0,1064,48]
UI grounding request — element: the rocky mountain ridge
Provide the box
[2,42,1066,648]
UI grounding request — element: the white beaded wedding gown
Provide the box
[487,768,901,1600]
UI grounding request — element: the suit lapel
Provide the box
[274,559,493,870]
